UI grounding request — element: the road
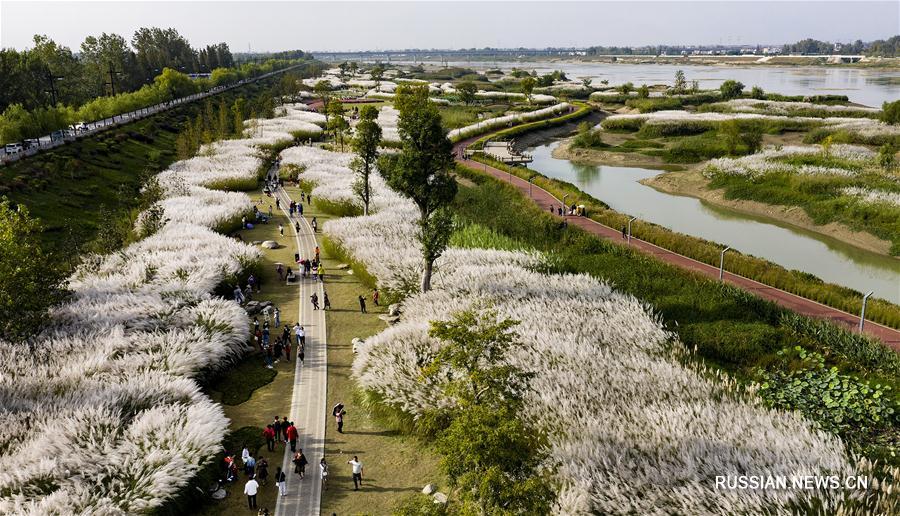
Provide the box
[272,180,328,516]
[453,139,900,350]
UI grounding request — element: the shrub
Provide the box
[883,100,900,125]
[720,80,745,100]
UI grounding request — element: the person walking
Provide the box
[275,467,287,497]
[294,449,309,478]
[314,246,320,262]
[347,456,363,490]
[298,342,305,363]
[621,225,627,239]
[311,292,319,310]
[323,291,331,310]
[274,306,280,328]
[311,217,318,232]
[244,476,259,509]
[257,457,269,485]
[297,326,305,347]
[358,295,366,314]
[273,417,282,441]
[283,336,291,363]
[317,263,324,282]
[264,425,275,451]
[279,224,284,237]
[319,458,329,491]
[285,421,298,452]
[372,289,379,306]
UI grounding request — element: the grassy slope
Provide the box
[0,79,273,253]
[281,184,446,515]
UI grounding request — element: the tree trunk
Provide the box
[421,259,433,292]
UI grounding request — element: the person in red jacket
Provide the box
[263,425,276,452]
[285,421,299,452]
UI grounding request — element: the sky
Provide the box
[1,1,897,52]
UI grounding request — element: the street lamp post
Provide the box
[859,290,874,332]
[719,246,731,281]
[528,175,536,198]
[627,216,637,243]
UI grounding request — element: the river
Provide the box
[527,140,900,304]
[428,60,900,107]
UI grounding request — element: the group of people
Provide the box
[548,203,587,217]
[233,274,261,305]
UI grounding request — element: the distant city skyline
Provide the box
[1,1,897,52]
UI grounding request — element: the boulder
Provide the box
[432,492,448,504]
[251,240,263,245]
[261,240,281,249]
[421,483,436,495]
[336,263,350,270]
[388,303,401,317]
[346,269,354,275]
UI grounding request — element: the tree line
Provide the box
[781,36,900,56]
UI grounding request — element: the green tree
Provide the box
[637,83,650,98]
[882,100,900,125]
[719,79,745,99]
[457,80,477,105]
[720,120,741,155]
[618,81,634,94]
[581,77,593,88]
[821,135,834,156]
[423,310,553,515]
[370,64,385,89]
[378,85,457,292]
[349,61,358,76]
[750,86,766,99]
[673,69,687,94]
[326,98,349,151]
[520,76,536,103]
[0,199,69,343]
[741,127,763,154]
[350,105,382,215]
[338,61,349,79]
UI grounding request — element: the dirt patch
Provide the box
[552,139,685,171]
[643,168,896,257]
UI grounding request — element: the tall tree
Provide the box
[520,76,536,103]
[351,105,381,216]
[673,69,687,94]
[0,199,69,343]
[326,98,349,151]
[379,86,458,292]
[314,80,332,124]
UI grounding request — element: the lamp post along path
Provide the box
[719,246,731,281]
[859,291,874,332]
[627,216,637,243]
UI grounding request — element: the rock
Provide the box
[422,483,436,495]
[378,314,400,324]
[211,488,227,500]
[336,263,350,270]
[251,240,262,245]
[432,492,448,504]
[388,303,401,317]
[244,301,261,315]
[346,269,354,275]
[261,240,281,249]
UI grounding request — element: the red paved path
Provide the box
[453,139,900,349]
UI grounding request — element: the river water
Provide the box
[433,60,900,107]
[527,141,900,304]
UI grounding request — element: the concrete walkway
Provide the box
[453,140,900,349]
[272,180,327,516]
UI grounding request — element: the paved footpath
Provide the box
[453,141,900,350]
[272,180,327,516]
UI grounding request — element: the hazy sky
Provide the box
[1,1,897,52]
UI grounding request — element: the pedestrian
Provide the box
[275,198,280,209]
[311,292,319,310]
[273,417,282,441]
[307,193,312,205]
[621,225,627,239]
[298,342,305,363]
[294,324,305,347]
[281,416,289,442]
[242,216,247,229]
[234,285,245,304]
[276,263,284,280]
[358,295,366,314]
[298,203,304,216]
[279,224,284,237]
[275,467,287,497]
[323,291,331,310]
[262,327,270,348]
[268,205,273,217]
[245,455,257,477]
[314,246,320,262]
[274,306,281,327]
[311,217,318,232]
[548,204,553,213]
[244,476,259,509]
[265,344,274,369]
[295,220,300,232]
[372,289,379,306]
[273,337,283,362]
[294,449,309,478]
[317,264,324,282]
[264,425,275,451]
[283,336,291,363]
[332,403,346,433]
[347,456,363,490]
[286,421,298,452]
[253,317,260,332]
[320,458,328,490]
[257,457,269,485]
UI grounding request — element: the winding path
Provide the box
[453,138,900,349]
[271,177,328,516]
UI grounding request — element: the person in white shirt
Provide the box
[275,466,287,496]
[347,456,363,490]
[244,476,259,509]
[320,458,329,490]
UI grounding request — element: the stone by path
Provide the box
[453,140,900,349]
[272,181,328,516]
